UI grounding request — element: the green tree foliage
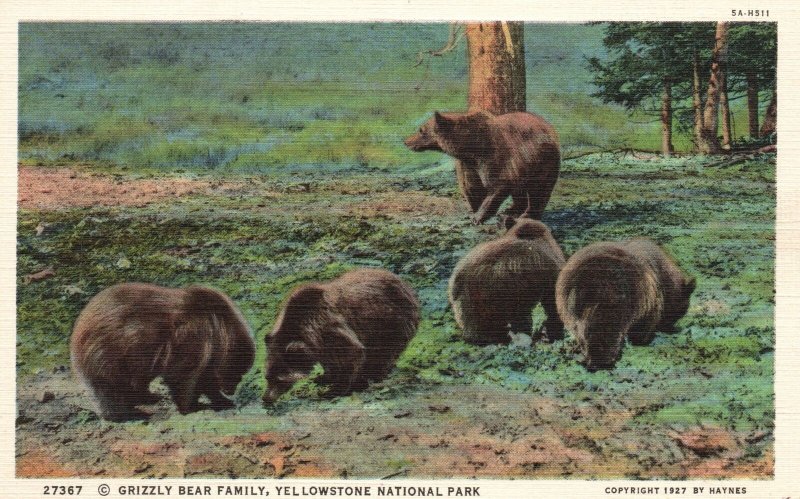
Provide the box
[587,23,712,112]
[588,22,775,151]
[727,23,777,94]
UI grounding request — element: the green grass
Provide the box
[18,23,771,171]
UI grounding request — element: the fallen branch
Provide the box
[703,155,753,169]
[563,148,675,161]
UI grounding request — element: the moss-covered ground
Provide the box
[16,152,774,478]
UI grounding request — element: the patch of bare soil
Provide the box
[16,370,772,479]
[18,167,461,221]
[348,192,462,219]
[18,167,251,210]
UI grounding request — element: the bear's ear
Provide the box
[285,284,326,317]
[434,111,451,130]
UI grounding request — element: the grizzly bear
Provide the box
[556,238,696,371]
[404,110,560,224]
[448,217,566,345]
[70,283,254,421]
[263,268,420,403]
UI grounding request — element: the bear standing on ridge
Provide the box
[263,268,420,403]
[70,283,255,421]
[448,216,566,345]
[404,110,560,224]
[555,239,696,371]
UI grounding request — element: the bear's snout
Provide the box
[404,134,423,151]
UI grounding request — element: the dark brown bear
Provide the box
[70,283,254,421]
[263,268,420,403]
[448,217,566,345]
[404,110,560,224]
[556,239,696,371]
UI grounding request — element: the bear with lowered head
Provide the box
[71,283,254,421]
[263,268,419,403]
[556,238,696,371]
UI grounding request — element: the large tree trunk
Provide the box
[661,79,674,158]
[746,72,759,139]
[465,22,526,114]
[698,22,729,155]
[720,72,732,150]
[760,92,776,138]
[692,50,704,150]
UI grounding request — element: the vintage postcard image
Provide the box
[5,2,795,497]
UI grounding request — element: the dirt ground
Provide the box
[17,167,258,209]
[16,165,774,479]
[16,370,772,479]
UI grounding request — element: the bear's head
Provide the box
[262,286,324,404]
[404,112,447,152]
[405,111,492,156]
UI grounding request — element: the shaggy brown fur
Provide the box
[556,239,696,371]
[70,283,254,421]
[448,217,566,345]
[263,268,420,403]
[404,110,560,224]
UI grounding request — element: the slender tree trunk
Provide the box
[746,72,759,138]
[661,79,674,158]
[698,22,729,154]
[760,92,777,137]
[465,22,526,114]
[720,72,732,150]
[692,50,704,150]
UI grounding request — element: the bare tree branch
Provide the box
[413,23,465,68]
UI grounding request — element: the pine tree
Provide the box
[588,23,696,157]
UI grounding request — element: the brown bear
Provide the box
[263,268,420,403]
[404,110,560,224]
[70,283,254,421]
[555,238,696,371]
[448,217,566,345]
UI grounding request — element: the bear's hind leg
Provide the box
[509,309,533,336]
[505,191,529,219]
[627,329,657,346]
[165,373,202,415]
[130,376,161,405]
[93,386,150,422]
[474,189,509,224]
[540,294,565,342]
[456,160,488,213]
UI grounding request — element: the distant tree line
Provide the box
[588,22,776,156]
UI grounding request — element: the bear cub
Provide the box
[263,268,420,403]
[405,110,560,224]
[448,217,566,345]
[556,238,696,371]
[70,283,255,421]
